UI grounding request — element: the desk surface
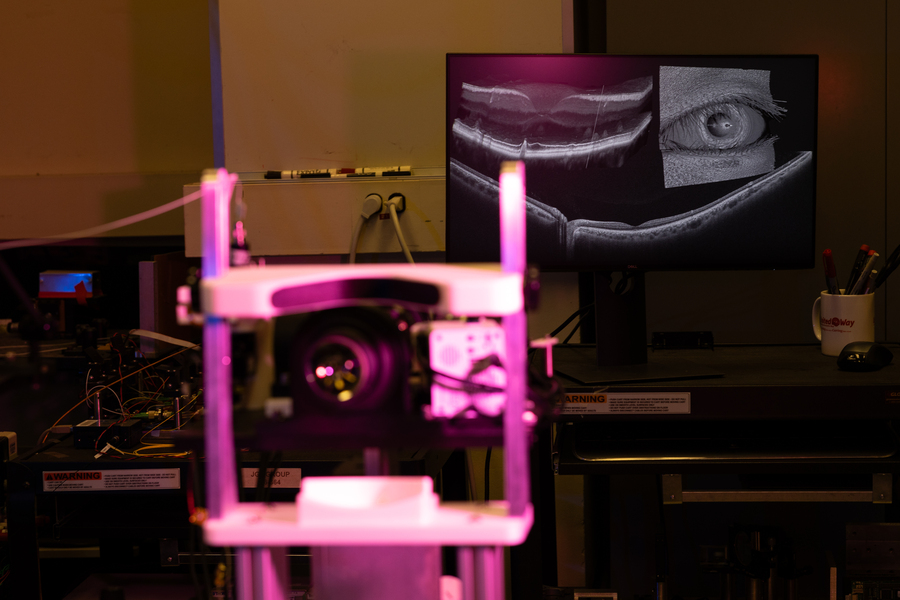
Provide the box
[554,344,900,473]
[555,343,900,420]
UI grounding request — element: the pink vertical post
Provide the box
[499,161,530,517]
[201,168,239,519]
[252,547,289,600]
[457,547,475,600]
[473,546,505,600]
[499,161,526,275]
[236,548,254,600]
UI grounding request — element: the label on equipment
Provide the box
[561,392,691,414]
[42,468,181,492]
[241,467,302,489]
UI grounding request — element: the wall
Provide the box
[217,1,563,172]
[0,1,214,239]
[889,3,900,344]
[606,0,897,344]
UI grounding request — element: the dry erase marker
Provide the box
[863,269,878,294]
[846,244,870,293]
[263,166,411,179]
[338,166,412,176]
[264,169,339,179]
[331,172,376,178]
[849,250,878,295]
[360,166,412,175]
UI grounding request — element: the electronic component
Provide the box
[0,432,18,461]
[73,419,142,450]
[413,319,506,418]
[211,261,558,449]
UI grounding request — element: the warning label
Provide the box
[560,392,691,415]
[42,469,181,492]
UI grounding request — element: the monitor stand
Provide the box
[553,271,723,385]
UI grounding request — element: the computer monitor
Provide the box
[445,54,818,381]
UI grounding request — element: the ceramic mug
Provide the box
[811,290,875,356]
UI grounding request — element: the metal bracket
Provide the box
[662,473,892,504]
[159,538,180,566]
[661,474,683,504]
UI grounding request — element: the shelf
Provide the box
[204,501,533,547]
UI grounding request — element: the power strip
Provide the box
[184,175,445,257]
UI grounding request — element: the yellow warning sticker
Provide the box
[42,469,181,492]
[561,392,690,414]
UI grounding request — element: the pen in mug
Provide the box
[862,269,878,295]
[874,241,900,288]
[849,250,878,295]
[846,244,870,293]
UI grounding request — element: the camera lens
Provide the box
[287,307,410,415]
[309,339,364,403]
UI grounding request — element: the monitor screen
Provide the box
[446,54,818,271]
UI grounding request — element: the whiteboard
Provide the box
[218,1,563,172]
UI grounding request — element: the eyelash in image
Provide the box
[659,93,786,153]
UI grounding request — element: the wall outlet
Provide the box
[185,175,445,257]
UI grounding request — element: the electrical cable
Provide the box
[484,447,492,502]
[139,391,201,445]
[187,459,204,598]
[86,385,125,416]
[349,193,383,263]
[189,514,207,600]
[0,253,50,324]
[388,201,415,264]
[255,451,270,502]
[431,372,504,395]
[264,451,283,503]
[225,547,234,600]
[129,328,199,349]
[8,345,72,357]
[0,190,203,252]
[655,475,670,581]
[561,318,585,345]
[200,538,214,599]
[549,303,594,339]
[40,345,198,444]
[464,450,478,502]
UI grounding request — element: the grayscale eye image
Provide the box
[659,66,786,188]
[452,77,653,170]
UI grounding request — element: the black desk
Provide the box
[550,344,900,599]
[555,344,900,474]
[6,437,345,599]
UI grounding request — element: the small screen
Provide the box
[446,54,818,271]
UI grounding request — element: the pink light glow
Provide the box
[499,161,526,274]
[315,366,334,379]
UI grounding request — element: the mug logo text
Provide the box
[822,316,854,328]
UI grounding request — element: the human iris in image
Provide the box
[658,65,785,188]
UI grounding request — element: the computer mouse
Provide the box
[837,341,894,371]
